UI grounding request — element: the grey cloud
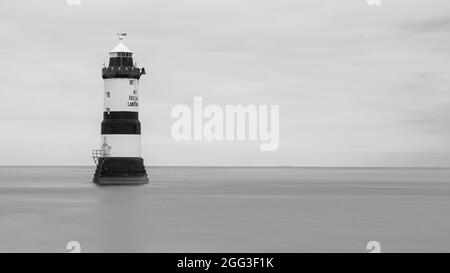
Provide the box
[402,16,450,33]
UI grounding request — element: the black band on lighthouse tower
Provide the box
[101,119,141,135]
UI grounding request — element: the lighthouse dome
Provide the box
[110,42,133,54]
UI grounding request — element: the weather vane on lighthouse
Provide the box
[117,33,127,41]
[92,34,149,185]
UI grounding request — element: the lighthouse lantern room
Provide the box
[92,34,149,184]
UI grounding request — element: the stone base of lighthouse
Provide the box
[93,157,149,185]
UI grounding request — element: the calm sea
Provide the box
[0,166,449,252]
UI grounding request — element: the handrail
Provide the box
[92,149,110,166]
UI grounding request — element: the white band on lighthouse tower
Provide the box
[104,78,139,113]
[100,135,141,157]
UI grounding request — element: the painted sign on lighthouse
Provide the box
[92,34,149,184]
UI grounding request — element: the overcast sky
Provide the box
[1,0,449,166]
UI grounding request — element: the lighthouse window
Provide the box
[106,92,110,98]
[114,57,121,66]
[123,57,132,66]
[129,80,134,85]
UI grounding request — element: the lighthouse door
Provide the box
[101,137,111,157]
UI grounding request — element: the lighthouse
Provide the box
[92,34,149,184]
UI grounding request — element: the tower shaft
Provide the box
[93,39,149,184]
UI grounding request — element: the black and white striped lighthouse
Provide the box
[92,34,149,184]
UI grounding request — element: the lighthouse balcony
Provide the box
[92,149,110,166]
[92,149,110,158]
[102,66,144,79]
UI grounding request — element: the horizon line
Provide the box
[0,165,449,169]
